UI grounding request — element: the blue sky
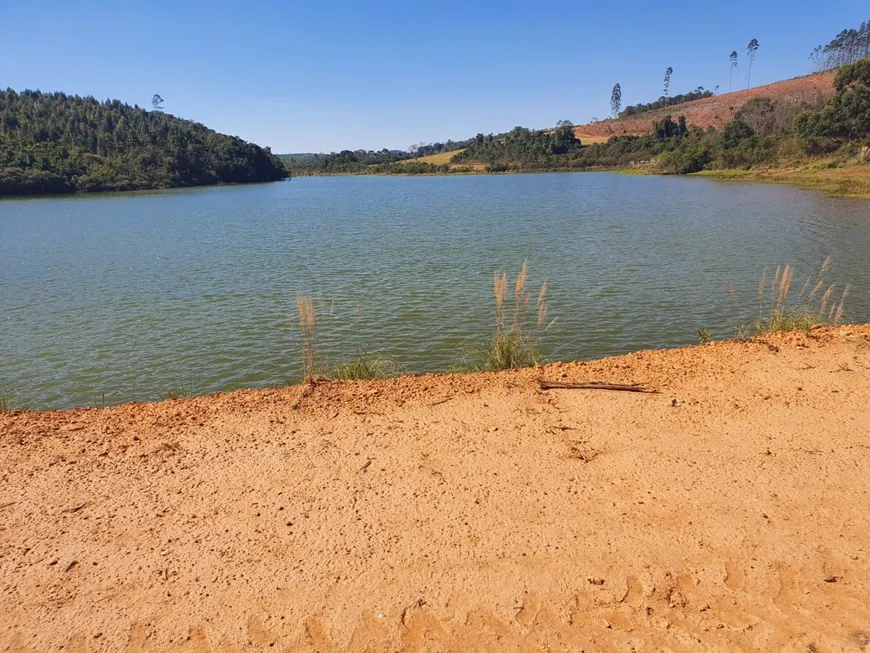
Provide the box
[1,0,867,153]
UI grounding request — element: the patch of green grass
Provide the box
[697,163,870,199]
[0,387,28,411]
[754,309,829,335]
[472,331,541,372]
[328,352,396,381]
[160,383,195,401]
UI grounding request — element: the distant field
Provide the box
[394,150,465,165]
[573,133,611,145]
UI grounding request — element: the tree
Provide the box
[610,83,622,118]
[746,39,760,88]
[729,51,738,92]
[151,94,164,112]
[663,67,673,100]
[809,21,870,71]
[0,88,287,195]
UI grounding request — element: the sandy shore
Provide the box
[2,327,870,652]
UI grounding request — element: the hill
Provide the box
[0,90,287,196]
[574,71,838,139]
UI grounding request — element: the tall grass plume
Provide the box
[295,293,319,380]
[748,257,850,335]
[475,261,557,371]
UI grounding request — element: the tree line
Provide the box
[618,87,715,118]
[809,20,870,72]
[0,89,287,196]
[391,60,869,175]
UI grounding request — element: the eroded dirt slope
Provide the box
[575,71,837,140]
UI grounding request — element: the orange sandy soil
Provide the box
[575,71,838,139]
[2,327,870,652]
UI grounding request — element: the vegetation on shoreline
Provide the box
[744,258,849,335]
[472,262,556,372]
[697,163,870,199]
[1,256,854,411]
[0,90,287,196]
[282,23,869,190]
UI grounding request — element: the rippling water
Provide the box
[2,173,869,409]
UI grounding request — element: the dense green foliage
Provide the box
[286,59,870,180]
[619,87,715,118]
[423,60,869,175]
[280,139,472,175]
[794,60,870,142]
[0,89,287,195]
[452,122,581,170]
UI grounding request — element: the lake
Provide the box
[2,173,869,409]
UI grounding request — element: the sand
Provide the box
[2,327,870,652]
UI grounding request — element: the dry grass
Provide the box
[474,261,557,371]
[394,150,465,166]
[392,150,488,171]
[295,293,319,380]
[572,132,612,145]
[749,257,850,335]
[700,163,870,199]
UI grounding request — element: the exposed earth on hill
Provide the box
[574,71,838,140]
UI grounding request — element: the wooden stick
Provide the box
[538,379,657,393]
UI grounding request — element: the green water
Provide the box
[2,173,868,409]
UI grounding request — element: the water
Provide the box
[1,173,869,409]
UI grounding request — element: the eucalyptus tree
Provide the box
[746,39,760,88]
[664,67,673,100]
[610,83,622,118]
[729,51,738,91]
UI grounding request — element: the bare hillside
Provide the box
[575,71,837,141]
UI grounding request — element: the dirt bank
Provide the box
[2,327,870,652]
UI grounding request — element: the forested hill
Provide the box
[0,90,287,196]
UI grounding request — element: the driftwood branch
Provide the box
[538,379,657,393]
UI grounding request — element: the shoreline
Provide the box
[1,325,865,415]
[290,163,870,199]
[3,325,869,650]
[695,164,870,199]
[0,177,290,201]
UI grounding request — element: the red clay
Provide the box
[575,71,837,140]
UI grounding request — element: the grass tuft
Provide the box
[328,352,396,381]
[295,293,319,381]
[748,257,850,335]
[473,261,556,371]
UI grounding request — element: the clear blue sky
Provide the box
[1,0,866,153]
